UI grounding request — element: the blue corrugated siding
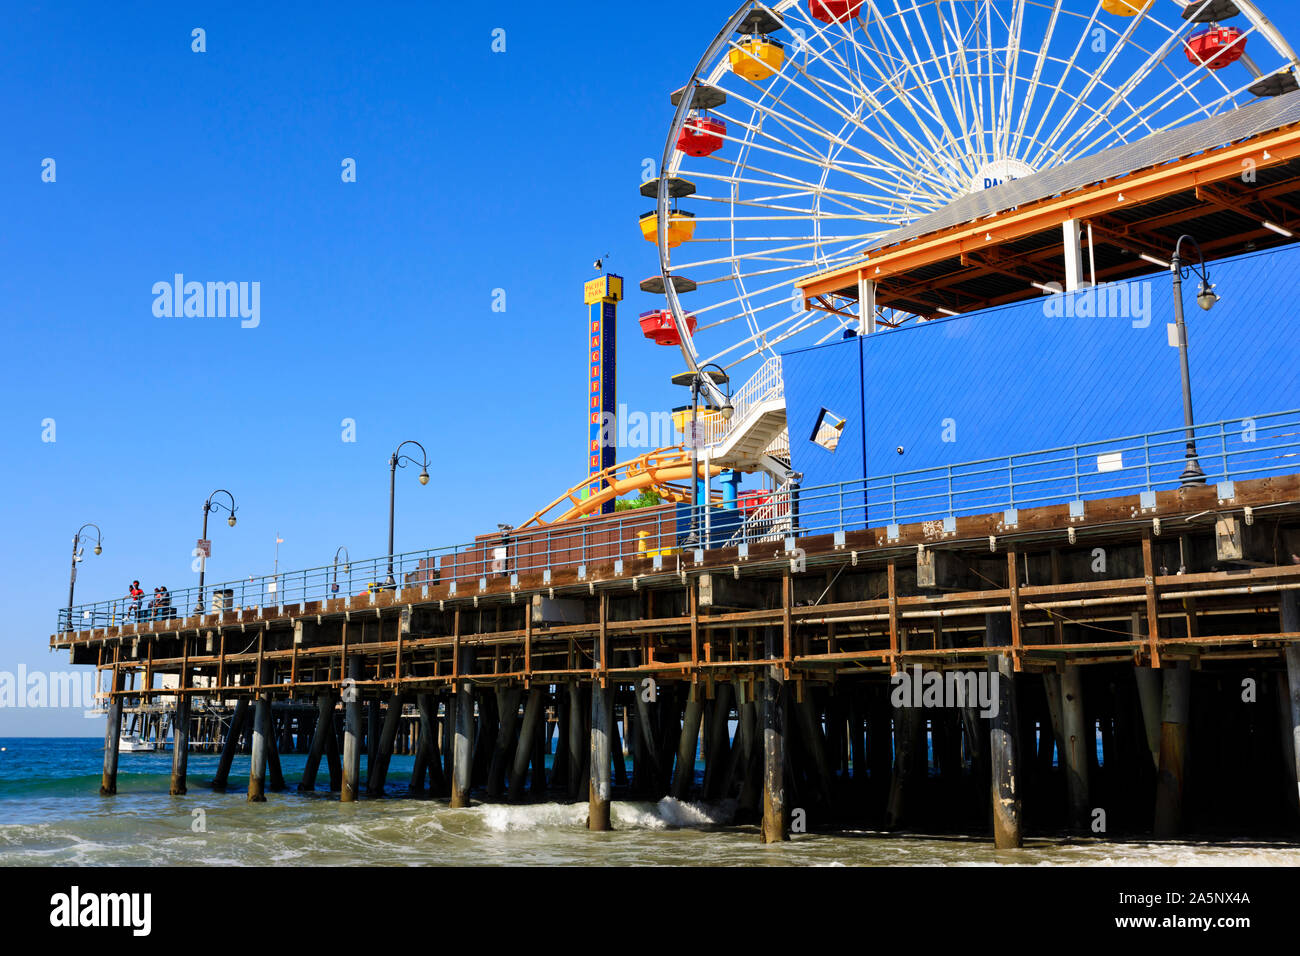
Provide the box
[782,244,1300,523]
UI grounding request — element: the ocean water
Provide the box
[2,738,1298,866]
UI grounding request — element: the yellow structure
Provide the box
[1100,0,1148,14]
[729,37,784,81]
[639,211,697,248]
[583,274,623,305]
[520,445,725,528]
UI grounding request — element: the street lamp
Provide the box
[387,440,430,586]
[332,546,351,594]
[1170,236,1219,487]
[66,522,103,631]
[196,490,238,613]
[672,364,732,547]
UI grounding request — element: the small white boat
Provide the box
[118,734,156,753]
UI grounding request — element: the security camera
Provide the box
[896,446,905,455]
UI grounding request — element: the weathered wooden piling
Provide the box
[169,691,190,796]
[1060,664,1090,829]
[341,657,362,803]
[1153,660,1191,838]
[987,613,1021,849]
[99,664,122,797]
[366,692,404,796]
[248,667,271,802]
[760,627,788,843]
[450,681,474,808]
[672,686,704,800]
[212,698,249,793]
[589,679,613,830]
[299,693,333,792]
[1283,592,1300,810]
[488,686,522,799]
[509,686,543,803]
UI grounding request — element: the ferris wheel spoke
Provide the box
[687,167,915,211]
[789,12,970,181]
[722,80,962,200]
[1007,0,1065,162]
[1031,9,1186,167]
[697,155,946,220]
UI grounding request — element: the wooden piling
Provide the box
[760,627,788,843]
[1060,664,1090,829]
[299,693,333,792]
[589,679,613,831]
[249,667,271,803]
[366,692,404,796]
[1153,660,1191,838]
[169,691,190,796]
[212,698,249,793]
[672,685,704,800]
[450,681,474,808]
[510,686,543,803]
[341,657,362,803]
[99,660,122,797]
[987,613,1022,849]
[1282,592,1300,812]
[488,686,522,798]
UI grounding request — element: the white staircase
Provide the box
[700,356,790,477]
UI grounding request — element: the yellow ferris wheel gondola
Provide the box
[730,36,784,82]
[1100,0,1150,15]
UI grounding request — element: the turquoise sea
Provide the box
[2,738,1298,866]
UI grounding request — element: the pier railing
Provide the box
[57,408,1300,633]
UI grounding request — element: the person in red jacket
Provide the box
[125,581,144,621]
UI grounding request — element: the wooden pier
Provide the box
[53,473,1300,843]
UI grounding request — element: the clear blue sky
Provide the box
[0,0,745,734]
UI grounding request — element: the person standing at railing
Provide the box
[157,585,171,616]
[125,580,144,621]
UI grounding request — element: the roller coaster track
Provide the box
[519,445,725,528]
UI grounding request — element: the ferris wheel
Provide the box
[641,0,1300,389]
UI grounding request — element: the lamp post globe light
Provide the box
[1169,236,1219,487]
[387,440,430,587]
[196,490,238,613]
[66,522,104,631]
[332,546,351,595]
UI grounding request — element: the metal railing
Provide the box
[57,409,1300,634]
[699,355,784,447]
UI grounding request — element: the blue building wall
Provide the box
[782,244,1300,523]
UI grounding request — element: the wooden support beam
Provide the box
[987,613,1022,849]
[1061,664,1090,829]
[509,686,543,804]
[170,644,190,796]
[1153,661,1191,838]
[299,693,333,791]
[760,626,788,843]
[366,692,404,796]
[341,656,362,803]
[212,698,249,793]
[1142,530,1162,668]
[99,648,122,797]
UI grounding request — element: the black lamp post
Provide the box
[387,441,430,586]
[672,364,734,547]
[196,490,238,613]
[1169,235,1220,487]
[332,546,351,594]
[66,522,103,631]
